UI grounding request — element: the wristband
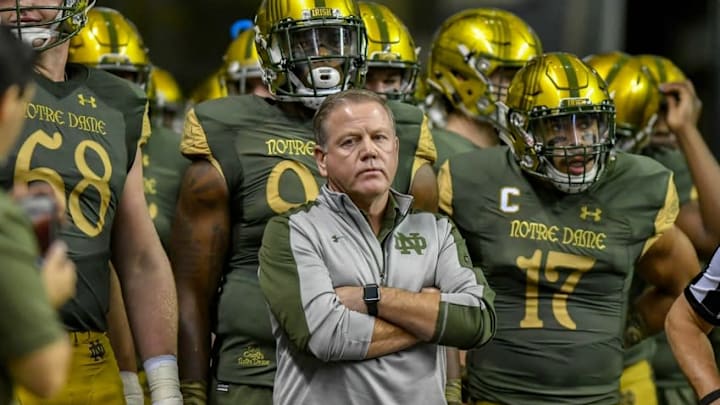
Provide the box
[120,371,144,405]
[445,377,462,404]
[700,388,720,405]
[180,380,208,405]
[143,355,182,404]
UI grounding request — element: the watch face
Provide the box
[364,285,380,301]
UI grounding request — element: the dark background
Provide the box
[100,0,720,155]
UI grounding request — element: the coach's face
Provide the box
[315,100,398,207]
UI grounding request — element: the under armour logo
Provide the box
[331,235,344,243]
[580,206,602,222]
[77,94,97,108]
[394,232,427,255]
[88,339,106,361]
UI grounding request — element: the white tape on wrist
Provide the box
[143,355,182,405]
[120,371,144,405]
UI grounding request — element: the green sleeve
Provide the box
[258,214,312,351]
[431,216,496,349]
[0,194,64,361]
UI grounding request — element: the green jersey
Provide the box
[431,127,478,173]
[0,64,149,332]
[438,147,678,405]
[643,145,695,206]
[0,191,65,405]
[181,95,434,387]
[392,103,437,193]
[142,125,189,250]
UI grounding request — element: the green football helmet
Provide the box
[504,52,615,194]
[584,51,661,153]
[254,0,367,109]
[1,0,95,51]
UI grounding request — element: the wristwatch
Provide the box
[363,284,380,316]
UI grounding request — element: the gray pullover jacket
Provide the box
[259,186,496,405]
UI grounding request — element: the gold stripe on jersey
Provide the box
[180,108,225,181]
[139,102,152,148]
[690,185,698,201]
[410,115,438,184]
[437,160,453,216]
[641,174,679,256]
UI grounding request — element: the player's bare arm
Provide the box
[170,159,230,382]
[112,148,179,360]
[107,264,137,373]
[409,163,438,212]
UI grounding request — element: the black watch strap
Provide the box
[363,284,380,316]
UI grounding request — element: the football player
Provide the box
[424,8,543,171]
[143,66,189,252]
[170,0,437,404]
[358,2,419,103]
[0,1,181,404]
[220,25,271,98]
[438,52,700,404]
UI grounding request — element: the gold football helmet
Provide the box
[189,70,228,105]
[1,0,95,51]
[147,67,184,131]
[427,8,542,125]
[221,26,264,95]
[504,52,615,194]
[584,51,661,153]
[254,0,367,109]
[635,54,686,85]
[359,2,418,102]
[68,7,151,88]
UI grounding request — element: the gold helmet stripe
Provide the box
[602,53,630,87]
[365,2,390,44]
[556,53,580,98]
[99,8,120,53]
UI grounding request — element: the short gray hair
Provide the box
[312,89,395,148]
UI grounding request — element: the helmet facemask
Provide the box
[258,17,366,110]
[2,0,95,51]
[510,103,615,194]
[225,63,263,95]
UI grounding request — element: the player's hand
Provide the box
[661,80,702,135]
[334,286,366,313]
[41,241,77,308]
